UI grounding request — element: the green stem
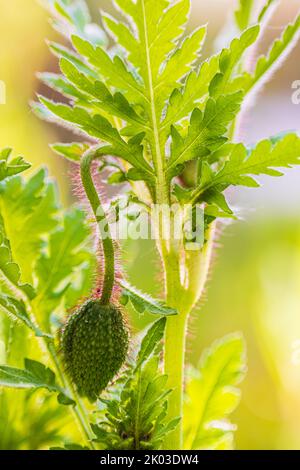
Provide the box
[164,312,188,449]
[81,149,115,305]
[162,226,215,449]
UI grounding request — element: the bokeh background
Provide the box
[1,0,300,449]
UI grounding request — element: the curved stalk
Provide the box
[81,149,115,305]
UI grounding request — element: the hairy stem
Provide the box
[162,225,215,449]
[81,149,115,305]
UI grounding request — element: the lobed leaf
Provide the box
[193,134,300,212]
[235,0,254,31]
[0,148,31,181]
[168,92,242,172]
[91,317,176,450]
[119,279,177,317]
[184,333,246,450]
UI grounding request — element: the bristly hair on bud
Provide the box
[61,299,129,402]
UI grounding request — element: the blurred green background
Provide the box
[1,0,300,450]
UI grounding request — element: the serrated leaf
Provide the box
[0,148,31,181]
[184,333,246,450]
[92,317,176,450]
[0,169,58,285]
[59,57,147,129]
[210,25,260,97]
[38,72,89,101]
[251,15,300,89]
[48,41,98,78]
[158,26,206,96]
[0,295,48,337]
[51,142,90,163]
[162,55,219,133]
[0,231,35,299]
[230,15,300,95]
[0,358,57,392]
[257,0,278,23]
[39,97,154,179]
[72,35,146,105]
[168,92,242,172]
[192,134,300,208]
[136,317,166,367]
[33,208,94,323]
[119,279,177,317]
[0,358,74,404]
[46,0,107,45]
[235,0,254,31]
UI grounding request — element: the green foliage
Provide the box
[0,296,46,338]
[91,318,179,450]
[0,169,58,285]
[230,14,300,96]
[0,148,31,181]
[33,209,94,324]
[193,134,300,213]
[1,0,300,452]
[235,0,254,31]
[36,0,300,223]
[0,358,74,405]
[119,280,177,316]
[184,334,246,450]
[0,153,95,447]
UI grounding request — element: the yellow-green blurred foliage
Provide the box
[1,0,300,450]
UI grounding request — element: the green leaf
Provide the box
[0,358,74,405]
[168,92,242,171]
[230,15,300,95]
[184,333,247,450]
[0,359,57,392]
[33,208,94,323]
[0,230,35,299]
[46,0,107,45]
[193,134,300,209]
[119,280,177,317]
[235,0,254,31]
[0,295,48,338]
[162,54,220,133]
[39,97,154,179]
[72,35,146,105]
[92,317,176,450]
[38,72,89,101]
[0,169,58,285]
[51,142,90,163]
[258,0,278,23]
[157,26,206,95]
[136,317,166,367]
[210,25,260,96]
[251,15,300,90]
[59,57,147,129]
[0,148,31,181]
[48,41,98,78]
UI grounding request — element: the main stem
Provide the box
[162,227,215,449]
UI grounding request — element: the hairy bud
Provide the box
[61,300,128,402]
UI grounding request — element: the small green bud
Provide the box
[61,300,128,402]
